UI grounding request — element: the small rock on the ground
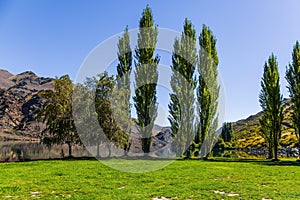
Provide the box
[152,197,171,200]
[31,192,40,195]
[227,193,239,197]
[214,190,226,195]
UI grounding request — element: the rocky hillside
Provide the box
[232,98,298,148]
[0,69,53,140]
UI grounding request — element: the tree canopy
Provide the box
[36,75,80,157]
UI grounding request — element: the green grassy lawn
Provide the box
[0,158,300,199]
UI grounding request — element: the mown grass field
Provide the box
[0,158,300,199]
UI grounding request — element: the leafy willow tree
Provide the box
[168,18,197,157]
[197,25,220,157]
[73,78,107,158]
[133,5,159,154]
[286,41,300,155]
[113,26,133,155]
[259,54,283,160]
[36,75,81,157]
[95,72,123,157]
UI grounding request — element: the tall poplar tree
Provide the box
[286,41,300,155]
[259,54,283,160]
[117,27,132,90]
[197,25,219,157]
[133,5,159,154]
[168,18,197,157]
[221,122,233,143]
[114,27,132,154]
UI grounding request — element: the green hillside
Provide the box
[232,99,298,149]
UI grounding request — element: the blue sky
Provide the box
[0,0,299,124]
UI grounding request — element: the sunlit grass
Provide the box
[0,158,299,199]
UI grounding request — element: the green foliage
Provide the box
[117,27,132,88]
[259,54,283,160]
[95,72,123,156]
[115,27,133,154]
[286,41,300,148]
[221,122,233,143]
[73,77,107,158]
[95,72,117,141]
[197,25,220,157]
[36,75,80,157]
[73,71,131,157]
[259,112,273,158]
[168,18,197,157]
[133,5,159,153]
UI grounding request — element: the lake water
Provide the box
[0,141,91,162]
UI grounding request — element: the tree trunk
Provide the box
[274,142,278,160]
[96,143,100,158]
[273,131,279,161]
[67,142,72,157]
[107,143,111,158]
[124,142,131,156]
[267,141,273,159]
[298,143,300,160]
[142,138,151,154]
[271,126,280,161]
[184,146,191,159]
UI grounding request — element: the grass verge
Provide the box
[0,158,299,199]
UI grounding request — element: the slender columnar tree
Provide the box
[133,5,159,154]
[221,122,233,143]
[259,54,283,160]
[286,41,300,156]
[168,18,197,157]
[197,25,220,157]
[114,27,132,154]
[117,27,132,90]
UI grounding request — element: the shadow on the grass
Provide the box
[0,156,97,163]
[205,158,300,166]
[1,156,177,163]
[2,155,300,166]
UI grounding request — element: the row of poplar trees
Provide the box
[114,5,220,157]
[37,5,220,158]
[259,41,300,161]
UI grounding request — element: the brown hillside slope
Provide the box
[0,70,53,140]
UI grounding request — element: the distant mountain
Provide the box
[0,70,53,140]
[0,69,14,89]
[232,98,298,148]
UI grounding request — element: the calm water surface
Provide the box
[0,141,90,161]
